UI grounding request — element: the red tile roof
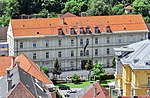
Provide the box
[7,82,35,98]
[0,56,13,76]
[60,12,78,18]
[124,5,134,10]
[15,54,53,84]
[10,14,148,37]
[82,82,110,98]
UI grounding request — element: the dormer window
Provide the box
[95,27,100,33]
[106,26,111,33]
[70,28,76,35]
[58,29,63,35]
[86,27,91,34]
[80,27,84,34]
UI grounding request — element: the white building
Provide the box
[7,14,149,70]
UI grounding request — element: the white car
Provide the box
[64,90,77,97]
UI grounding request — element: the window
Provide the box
[46,52,49,58]
[86,27,90,33]
[95,60,98,64]
[95,49,98,56]
[148,77,150,87]
[86,39,89,44]
[95,27,100,33]
[46,40,49,47]
[80,39,83,45]
[107,59,110,66]
[71,39,74,46]
[58,51,61,57]
[86,50,89,56]
[107,48,110,55]
[80,28,84,34]
[20,42,23,48]
[58,40,61,46]
[33,42,36,48]
[95,38,98,44]
[107,37,110,43]
[118,36,122,43]
[71,28,75,35]
[71,62,74,67]
[58,29,63,35]
[33,53,36,59]
[106,26,111,32]
[80,50,83,56]
[71,51,74,57]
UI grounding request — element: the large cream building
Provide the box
[7,13,148,70]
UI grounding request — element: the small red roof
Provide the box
[61,12,78,18]
[82,82,110,98]
[124,5,134,10]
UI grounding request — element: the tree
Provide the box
[87,0,109,16]
[71,74,81,84]
[85,58,93,80]
[52,58,62,79]
[42,65,49,76]
[93,62,105,81]
[38,9,49,18]
[6,0,20,18]
[112,57,116,68]
[132,0,150,17]
[111,3,124,15]
[61,0,83,15]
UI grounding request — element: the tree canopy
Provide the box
[0,0,150,26]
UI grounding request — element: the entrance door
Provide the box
[81,60,87,69]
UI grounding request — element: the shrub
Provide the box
[71,74,81,84]
[100,74,114,80]
[42,66,49,75]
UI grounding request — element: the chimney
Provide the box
[6,68,11,78]
[16,62,20,66]
[62,18,65,25]
[7,77,12,92]
[94,87,97,98]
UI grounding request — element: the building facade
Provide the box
[7,14,148,70]
[114,40,150,96]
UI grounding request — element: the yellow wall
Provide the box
[120,65,150,96]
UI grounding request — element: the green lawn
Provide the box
[56,79,114,89]
[101,79,114,87]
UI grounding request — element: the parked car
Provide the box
[64,90,77,97]
[59,85,70,90]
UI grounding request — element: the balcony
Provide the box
[138,84,150,88]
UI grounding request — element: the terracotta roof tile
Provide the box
[124,5,134,10]
[60,12,78,18]
[15,54,53,84]
[11,14,148,37]
[82,82,110,98]
[0,56,12,76]
[7,82,35,98]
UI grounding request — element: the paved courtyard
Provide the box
[49,67,115,80]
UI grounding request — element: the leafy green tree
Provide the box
[132,0,150,17]
[6,0,20,18]
[0,15,10,26]
[112,3,124,15]
[39,9,49,18]
[61,0,84,15]
[0,0,7,16]
[112,57,116,68]
[93,62,105,81]
[85,58,93,80]
[71,74,81,84]
[52,58,62,79]
[42,65,49,76]
[87,0,109,16]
